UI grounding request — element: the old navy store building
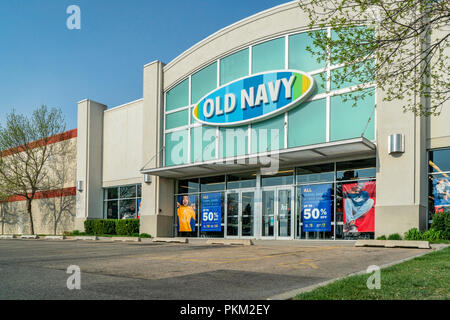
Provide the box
[75,1,450,241]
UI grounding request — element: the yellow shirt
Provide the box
[177,205,196,232]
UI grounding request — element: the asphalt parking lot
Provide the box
[0,239,433,300]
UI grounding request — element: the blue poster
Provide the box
[201,193,222,232]
[302,184,332,232]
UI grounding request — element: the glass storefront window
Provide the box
[201,176,225,192]
[429,148,450,173]
[330,88,375,142]
[120,185,137,199]
[251,113,285,153]
[227,173,256,190]
[288,98,327,148]
[166,78,189,112]
[191,62,217,103]
[165,129,189,167]
[252,37,285,73]
[104,200,118,219]
[103,184,141,220]
[336,158,376,181]
[262,170,294,187]
[289,30,327,72]
[296,163,335,184]
[166,108,189,130]
[220,48,249,85]
[178,178,200,194]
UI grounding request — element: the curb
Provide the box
[44,235,66,240]
[152,237,188,243]
[21,235,39,239]
[267,244,449,300]
[0,235,17,239]
[111,237,141,242]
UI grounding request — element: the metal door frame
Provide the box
[260,186,295,240]
[225,188,256,239]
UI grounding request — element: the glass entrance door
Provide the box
[262,187,294,239]
[226,190,255,238]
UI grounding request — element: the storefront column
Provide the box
[75,99,107,231]
[141,60,174,237]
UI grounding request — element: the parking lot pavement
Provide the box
[0,239,433,300]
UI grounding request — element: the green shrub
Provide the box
[84,219,116,235]
[92,220,116,235]
[84,220,95,235]
[431,212,450,240]
[72,230,81,236]
[387,233,402,240]
[139,233,152,238]
[422,229,444,241]
[116,219,140,236]
[404,228,423,241]
[376,235,386,240]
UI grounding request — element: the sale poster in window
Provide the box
[343,181,376,233]
[301,184,332,232]
[201,193,222,232]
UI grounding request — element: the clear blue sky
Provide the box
[0,0,291,130]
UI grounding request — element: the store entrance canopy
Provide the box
[141,137,376,179]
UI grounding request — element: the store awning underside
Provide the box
[141,137,376,179]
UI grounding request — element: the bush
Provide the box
[376,235,387,240]
[139,233,152,238]
[116,219,140,236]
[94,220,116,235]
[387,233,402,240]
[422,229,444,241]
[71,230,81,236]
[84,219,117,235]
[404,228,423,241]
[431,212,450,239]
[84,220,95,235]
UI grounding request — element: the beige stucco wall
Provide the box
[103,99,144,187]
[1,136,77,235]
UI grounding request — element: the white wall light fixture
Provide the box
[144,174,152,184]
[76,180,83,192]
[388,134,405,154]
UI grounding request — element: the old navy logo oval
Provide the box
[193,70,315,126]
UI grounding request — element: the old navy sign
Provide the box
[193,70,314,126]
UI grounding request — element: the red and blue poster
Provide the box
[343,181,376,233]
[201,193,222,232]
[302,184,332,232]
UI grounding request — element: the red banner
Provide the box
[343,181,376,233]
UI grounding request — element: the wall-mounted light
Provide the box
[144,174,152,184]
[388,134,405,154]
[77,180,83,192]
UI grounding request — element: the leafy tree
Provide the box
[0,106,66,235]
[298,0,449,116]
[39,138,76,235]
